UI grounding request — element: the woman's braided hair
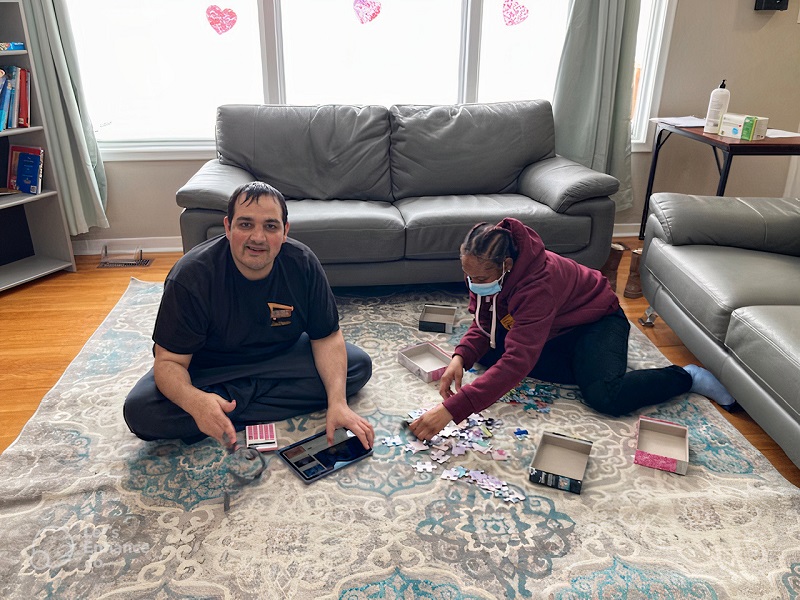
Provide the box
[460,222,518,267]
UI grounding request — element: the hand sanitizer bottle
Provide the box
[703,80,730,134]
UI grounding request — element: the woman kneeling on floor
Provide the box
[409,218,735,441]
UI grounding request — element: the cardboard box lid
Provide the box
[397,342,452,382]
[531,431,592,481]
[634,416,689,475]
[419,304,457,326]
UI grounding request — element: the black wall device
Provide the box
[754,0,788,10]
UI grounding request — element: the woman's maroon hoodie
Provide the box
[442,218,620,424]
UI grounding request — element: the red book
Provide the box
[17,68,29,127]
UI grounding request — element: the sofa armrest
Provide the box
[517,156,620,213]
[649,192,800,256]
[176,159,255,212]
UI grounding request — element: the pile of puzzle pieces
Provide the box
[499,378,558,414]
[382,409,526,503]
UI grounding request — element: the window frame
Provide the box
[99,0,672,161]
[631,0,677,153]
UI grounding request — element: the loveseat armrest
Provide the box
[648,193,800,256]
[517,156,620,213]
[176,159,255,212]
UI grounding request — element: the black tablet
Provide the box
[278,428,372,483]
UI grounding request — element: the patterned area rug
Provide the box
[1,278,799,599]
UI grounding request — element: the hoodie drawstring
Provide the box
[474,295,499,349]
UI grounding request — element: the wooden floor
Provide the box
[1,240,798,487]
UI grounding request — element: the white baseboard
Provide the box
[71,236,183,256]
[613,222,645,238]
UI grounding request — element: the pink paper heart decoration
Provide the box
[502,0,529,26]
[353,0,381,24]
[207,5,237,34]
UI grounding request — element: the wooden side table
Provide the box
[639,123,800,239]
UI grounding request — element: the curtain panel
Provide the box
[553,0,641,212]
[22,0,108,235]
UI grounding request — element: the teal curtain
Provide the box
[552,0,641,211]
[22,0,108,234]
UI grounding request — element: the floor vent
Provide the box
[97,246,152,268]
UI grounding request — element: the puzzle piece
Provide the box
[440,425,460,438]
[514,428,529,438]
[451,444,469,456]
[405,440,429,454]
[504,489,526,503]
[440,468,460,481]
[430,450,451,464]
[383,435,404,446]
[413,461,436,473]
[492,449,510,461]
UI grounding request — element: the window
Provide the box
[65,0,669,157]
[67,0,263,144]
[630,0,676,151]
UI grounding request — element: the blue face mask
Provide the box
[468,270,506,296]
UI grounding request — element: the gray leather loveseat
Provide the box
[177,100,620,286]
[641,192,800,468]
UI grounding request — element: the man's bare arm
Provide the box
[153,344,237,446]
[310,330,374,449]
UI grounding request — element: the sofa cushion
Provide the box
[651,193,800,256]
[726,306,800,418]
[216,104,393,202]
[389,100,556,200]
[395,194,591,260]
[285,199,405,264]
[644,240,800,343]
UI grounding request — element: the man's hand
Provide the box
[189,392,238,448]
[326,403,374,450]
[439,355,465,400]
[408,403,454,442]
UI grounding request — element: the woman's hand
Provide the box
[408,403,454,442]
[439,355,465,400]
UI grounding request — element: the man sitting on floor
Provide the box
[123,181,374,450]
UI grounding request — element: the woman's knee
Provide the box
[580,378,625,417]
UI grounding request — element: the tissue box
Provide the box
[718,113,747,139]
[718,113,769,140]
[419,304,458,333]
[529,431,592,494]
[741,115,768,141]
[397,342,452,383]
[634,416,689,475]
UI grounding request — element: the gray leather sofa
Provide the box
[177,100,620,287]
[641,192,800,468]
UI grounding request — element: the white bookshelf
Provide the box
[0,0,75,292]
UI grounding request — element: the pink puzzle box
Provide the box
[634,416,690,475]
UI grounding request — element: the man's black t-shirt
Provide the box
[153,235,339,380]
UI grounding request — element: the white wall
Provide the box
[72,0,800,251]
[617,0,800,233]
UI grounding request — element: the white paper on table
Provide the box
[650,116,707,127]
[765,129,800,138]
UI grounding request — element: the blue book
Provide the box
[4,65,17,129]
[0,73,9,132]
[9,145,44,194]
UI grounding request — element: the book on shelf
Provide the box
[0,66,29,130]
[17,67,29,127]
[0,71,10,132]
[7,145,44,195]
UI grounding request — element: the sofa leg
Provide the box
[638,306,659,327]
